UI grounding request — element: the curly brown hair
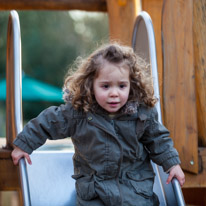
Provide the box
[63,43,157,112]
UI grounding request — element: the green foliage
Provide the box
[0,10,109,137]
[19,11,109,87]
[0,11,9,79]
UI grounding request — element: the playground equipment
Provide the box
[6,10,185,206]
[132,11,185,206]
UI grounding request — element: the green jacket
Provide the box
[14,103,180,206]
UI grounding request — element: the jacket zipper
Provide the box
[89,120,123,206]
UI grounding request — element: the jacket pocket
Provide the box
[126,170,155,198]
[72,174,97,201]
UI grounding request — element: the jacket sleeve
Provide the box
[13,103,76,154]
[140,107,181,172]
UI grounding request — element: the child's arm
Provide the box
[11,146,32,165]
[140,107,181,171]
[166,165,185,187]
[139,107,185,185]
[12,103,76,157]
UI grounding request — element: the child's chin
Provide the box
[107,109,120,114]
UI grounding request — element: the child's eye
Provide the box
[119,84,126,89]
[102,84,109,89]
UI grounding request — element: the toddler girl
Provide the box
[12,43,185,206]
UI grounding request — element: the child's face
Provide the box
[93,62,130,114]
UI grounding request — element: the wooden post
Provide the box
[106,0,141,46]
[193,0,206,147]
[162,0,198,174]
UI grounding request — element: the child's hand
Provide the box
[11,146,32,165]
[166,165,185,187]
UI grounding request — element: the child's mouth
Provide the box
[108,102,119,107]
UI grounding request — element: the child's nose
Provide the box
[110,88,118,96]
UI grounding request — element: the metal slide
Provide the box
[6,10,76,206]
[6,10,185,206]
[132,11,185,206]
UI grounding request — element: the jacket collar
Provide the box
[86,111,117,138]
[85,101,141,138]
[91,101,140,117]
[83,102,151,140]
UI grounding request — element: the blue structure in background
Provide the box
[0,75,63,102]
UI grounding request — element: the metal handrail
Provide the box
[132,11,185,206]
[6,10,31,206]
[6,10,22,147]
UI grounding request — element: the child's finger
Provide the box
[12,157,20,165]
[25,154,32,165]
[11,152,20,165]
[166,173,174,184]
[176,174,185,187]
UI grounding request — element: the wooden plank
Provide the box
[0,191,22,206]
[162,0,198,173]
[183,188,206,206]
[141,0,164,119]
[0,0,107,11]
[193,0,206,147]
[0,148,23,206]
[183,148,206,188]
[106,0,141,46]
[0,149,20,190]
[0,148,12,158]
